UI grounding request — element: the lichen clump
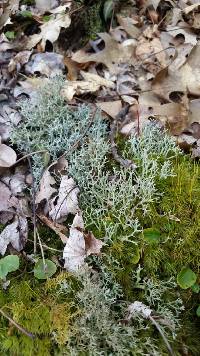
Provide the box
[5,78,200,355]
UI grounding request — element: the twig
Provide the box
[149,315,175,356]
[11,150,48,167]
[27,157,37,255]
[0,308,35,339]
[59,107,97,160]
[37,214,68,244]
[27,239,62,253]
[36,230,46,269]
[110,105,136,168]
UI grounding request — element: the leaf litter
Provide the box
[0,0,200,352]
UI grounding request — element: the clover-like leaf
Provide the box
[143,228,160,243]
[34,259,57,279]
[177,267,197,289]
[191,283,200,294]
[0,255,19,279]
[196,305,200,317]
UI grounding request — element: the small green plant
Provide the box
[0,255,19,280]
[34,259,57,280]
[177,267,197,289]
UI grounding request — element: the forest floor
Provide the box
[0,0,200,355]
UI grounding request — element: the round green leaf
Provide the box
[34,259,57,280]
[0,255,19,279]
[196,305,200,317]
[143,228,160,243]
[177,267,197,289]
[191,283,200,294]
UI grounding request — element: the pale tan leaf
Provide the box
[49,175,80,222]
[117,16,141,38]
[26,13,71,50]
[72,33,136,74]
[85,231,103,256]
[0,144,17,167]
[36,169,57,204]
[0,216,27,255]
[96,101,122,119]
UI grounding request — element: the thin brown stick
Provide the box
[27,239,62,252]
[59,107,97,160]
[0,308,35,339]
[110,105,136,168]
[12,150,48,167]
[27,157,37,255]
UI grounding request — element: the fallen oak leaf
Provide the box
[72,33,136,74]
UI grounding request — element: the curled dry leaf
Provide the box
[0,143,17,167]
[72,33,136,74]
[0,216,28,255]
[61,71,114,101]
[49,175,80,222]
[63,213,103,272]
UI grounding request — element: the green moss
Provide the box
[0,274,75,355]
[142,156,200,278]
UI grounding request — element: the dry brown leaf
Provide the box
[0,216,27,255]
[8,51,32,72]
[117,16,141,38]
[49,175,80,222]
[84,231,103,256]
[38,214,68,243]
[61,71,114,101]
[26,12,71,50]
[165,25,197,46]
[0,143,17,167]
[96,101,122,119]
[153,45,200,100]
[36,168,57,204]
[0,0,19,30]
[183,3,200,15]
[25,52,64,77]
[72,33,136,74]
[63,213,103,272]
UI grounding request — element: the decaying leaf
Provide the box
[0,216,27,255]
[63,213,103,272]
[72,33,136,74]
[49,175,80,222]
